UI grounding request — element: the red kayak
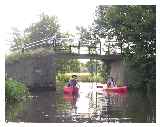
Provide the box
[64,86,79,95]
[63,94,78,103]
[64,94,75,102]
[103,86,128,93]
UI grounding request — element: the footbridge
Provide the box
[6,36,125,90]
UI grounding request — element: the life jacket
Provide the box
[68,79,77,87]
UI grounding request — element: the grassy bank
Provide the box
[5,78,30,103]
[56,72,104,83]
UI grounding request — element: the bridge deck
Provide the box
[52,53,122,61]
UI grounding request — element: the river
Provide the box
[6,82,156,123]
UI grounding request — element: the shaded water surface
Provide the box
[6,82,156,123]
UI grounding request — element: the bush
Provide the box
[88,73,103,82]
[6,48,54,64]
[78,74,90,82]
[5,78,30,103]
[56,73,70,83]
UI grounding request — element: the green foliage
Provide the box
[78,74,90,82]
[125,56,156,89]
[5,78,30,103]
[99,62,111,83]
[88,73,103,82]
[56,59,80,73]
[85,60,102,73]
[6,48,55,63]
[94,5,156,89]
[76,26,100,54]
[57,73,103,83]
[56,59,104,83]
[67,59,80,72]
[25,13,60,42]
[56,73,70,83]
[10,13,74,54]
[11,13,60,50]
[5,52,32,63]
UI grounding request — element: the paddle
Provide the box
[76,83,80,88]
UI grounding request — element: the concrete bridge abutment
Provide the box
[103,59,127,86]
[5,53,56,90]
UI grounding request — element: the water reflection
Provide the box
[6,82,156,123]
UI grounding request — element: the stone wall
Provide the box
[5,54,56,90]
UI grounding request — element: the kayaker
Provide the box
[68,75,78,88]
[106,77,116,88]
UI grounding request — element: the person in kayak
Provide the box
[68,75,78,88]
[106,76,116,88]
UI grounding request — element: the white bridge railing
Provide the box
[11,36,121,55]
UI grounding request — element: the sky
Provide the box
[1,0,99,54]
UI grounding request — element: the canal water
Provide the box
[6,82,156,123]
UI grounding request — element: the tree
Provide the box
[56,59,80,73]
[94,5,156,89]
[76,26,100,54]
[24,13,60,42]
[68,59,80,72]
[85,60,101,73]
[11,13,61,51]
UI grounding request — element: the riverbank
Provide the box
[5,78,30,103]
